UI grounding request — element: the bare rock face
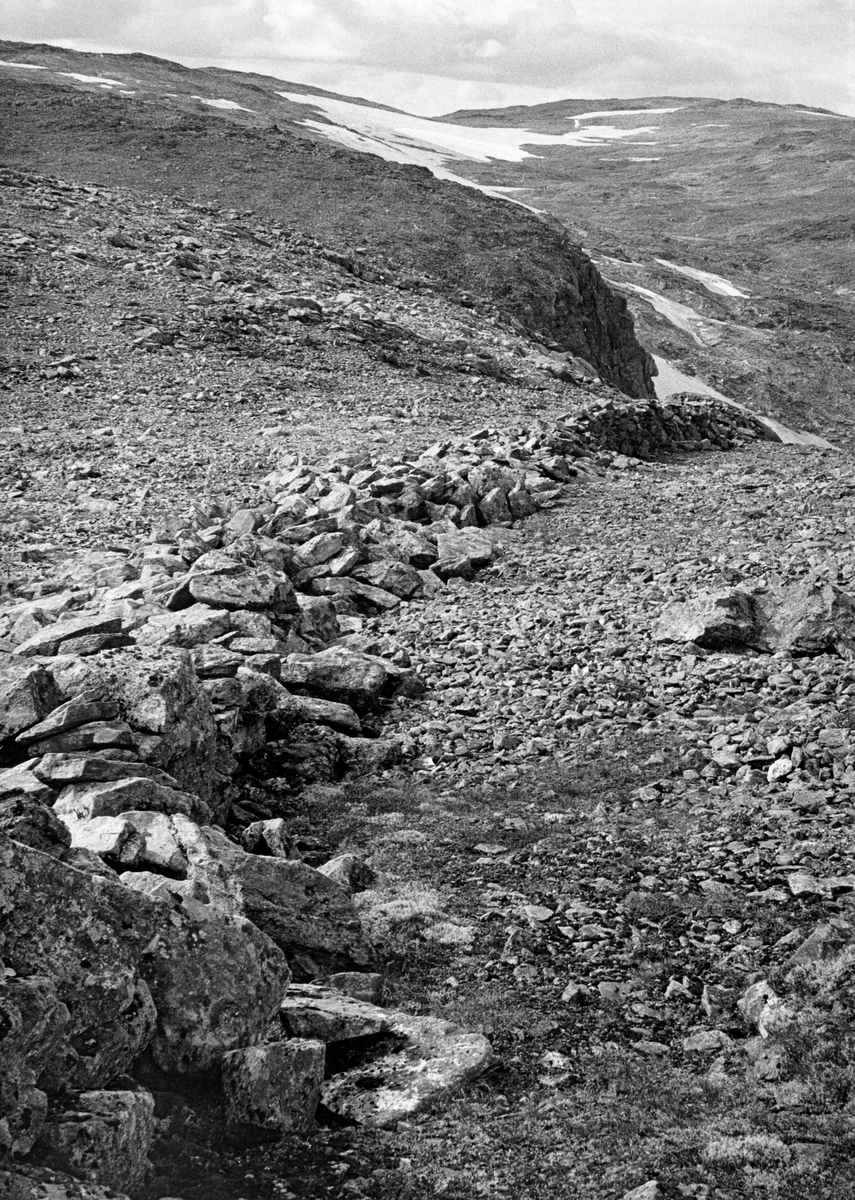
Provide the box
[34,1090,154,1194]
[221,1040,326,1135]
[279,984,493,1127]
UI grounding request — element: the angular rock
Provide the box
[754,576,855,656]
[188,568,297,616]
[221,1040,325,1134]
[435,528,493,578]
[14,693,118,747]
[292,532,345,571]
[0,661,64,744]
[173,822,374,978]
[293,695,362,735]
[13,615,123,659]
[293,594,341,645]
[139,896,292,1076]
[25,720,136,758]
[0,794,71,857]
[654,588,758,649]
[351,560,423,600]
[240,818,299,859]
[0,834,160,1091]
[317,853,376,894]
[134,603,230,649]
[35,1090,154,1194]
[33,755,182,789]
[280,647,391,714]
[53,777,209,823]
[312,576,402,612]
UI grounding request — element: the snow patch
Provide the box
[568,106,683,125]
[653,355,832,448]
[277,91,661,169]
[609,281,720,346]
[59,73,125,87]
[655,258,750,298]
[0,61,45,70]
[192,96,256,113]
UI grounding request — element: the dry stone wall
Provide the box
[0,394,769,1195]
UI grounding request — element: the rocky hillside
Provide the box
[0,41,654,398]
[3,39,855,1200]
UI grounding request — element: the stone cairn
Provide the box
[0,395,767,1195]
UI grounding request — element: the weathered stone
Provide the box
[221,1040,325,1134]
[139,896,292,1076]
[293,695,362,735]
[53,777,209,823]
[0,763,57,805]
[477,487,513,526]
[0,793,71,856]
[351,560,423,599]
[35,1090,154,1194]
[15,693,119,747]
[173,823,374,978]
[312,576,402,612]
[279,646,391,714]
[317,853,376,894]
[293,594,341,645]
[33,755,182,789]
[0,834,159,1091]
[754,576,855,656]
[279,985,493,1127]
[25,721,136,758]
[47,647,222,807]
[0,662,64,744]
[12,615,123,659]
[188,568,297,616]
[654,588,758,649]
[291,532,345,570]
[190,643,243,677]
[240,818,299,859]
[134,603,230,649]
[435,528,493,576]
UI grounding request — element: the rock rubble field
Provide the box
[2,114,855,1200]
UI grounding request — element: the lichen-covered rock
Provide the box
[53,777,209,824]
[34,1090,154,1193]
[0,834,159,1091]
[139,895,292,1076]
[654,588,758,649]
[0,793,70,857]
[279,646,392,714]
[221,1040,325,1134]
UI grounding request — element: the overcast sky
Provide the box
[2,0,853,116]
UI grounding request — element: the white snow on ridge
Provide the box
[277,91,661,173]
[60,72,125,86]
[0,61,45,70]
[655,258,750,298]
[192,96,256,113]
[608,280,721,346]
[569,106,683,125]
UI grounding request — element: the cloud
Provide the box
[0,0,852,115]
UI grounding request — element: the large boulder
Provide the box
[654,588,759,650]
[279,646,394,714]
[754,577,855,656]
[0,834,159,1092]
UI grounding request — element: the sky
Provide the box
[1,0,853,117]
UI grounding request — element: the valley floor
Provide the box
[146,440,855,1200]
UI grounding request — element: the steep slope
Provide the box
[438,96,855,439]
[0,42,654,397]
